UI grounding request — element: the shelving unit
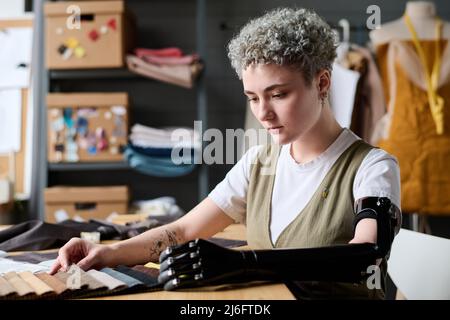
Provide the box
[47,162,130,171]
[29,0,209,220]
[49,68,140,80]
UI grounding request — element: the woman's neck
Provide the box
[290,104,343,164]
[405,1,436,19]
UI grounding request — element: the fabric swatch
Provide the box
[55,265,107,291]
[78,269,107,291]
[0,257,49,274]
[37,259,57,269]
[114,265,160,288]
[0,275,16,297]
[86,269,127,290]
[100,267,144,288]
[18,271,54,296]
[6,252,58,264]
[35,272,68,295]
[132,265,159,279]
[53,265,111,299]
[54,269,88,291]
[3,272,34,296]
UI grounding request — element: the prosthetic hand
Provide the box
[158,239,382,290]
[158,197,401,291]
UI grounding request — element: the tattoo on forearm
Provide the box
[149,229,180,259]
[165,230,178,247]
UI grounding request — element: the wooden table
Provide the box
[0,223,295,300]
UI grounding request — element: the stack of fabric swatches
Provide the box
[0,260,162,300]
[0,238,247,299]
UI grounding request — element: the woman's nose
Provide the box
[255,100,274,121]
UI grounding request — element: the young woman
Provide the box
[50,8,401,299]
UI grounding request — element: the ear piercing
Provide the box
[320,92,328,107]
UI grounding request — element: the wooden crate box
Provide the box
[44,0,135,69]
[44,185,129,223]
[47,92,129,163]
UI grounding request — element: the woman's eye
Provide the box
[247,97,258,102]
[272,93,286,99]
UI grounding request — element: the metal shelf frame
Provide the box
[47,162,130,171]
[49,68,139,80]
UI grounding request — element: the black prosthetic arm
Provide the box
[158,239,379,290]
[353,197,401,258]
[158,197,401,291]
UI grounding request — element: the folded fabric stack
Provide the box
[0,240,247,299]
[125,124,200,178]
[0,260,162,300]
[126,47,203,88]
[132,196,184,219]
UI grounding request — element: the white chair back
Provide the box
[388,228,450,300]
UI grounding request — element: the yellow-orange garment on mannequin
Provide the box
[373,18,450,215]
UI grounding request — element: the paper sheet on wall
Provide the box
[0,89,22,153]
[0,1,25,19]
[329,62,360,128]
[0,27,33,89]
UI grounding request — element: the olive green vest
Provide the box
[246,140,385,299]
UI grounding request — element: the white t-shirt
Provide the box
[208,128,401,244]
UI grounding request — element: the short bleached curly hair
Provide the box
[227,7,337,85]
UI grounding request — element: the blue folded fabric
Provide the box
[124,147,196,177]
[127,143,195,159]
[128,144,174,157]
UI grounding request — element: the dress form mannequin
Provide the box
[370,1,450,45]
[368,1,450,227]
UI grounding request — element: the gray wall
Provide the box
[49,0,450,238]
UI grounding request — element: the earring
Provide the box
[321,92,328,107]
